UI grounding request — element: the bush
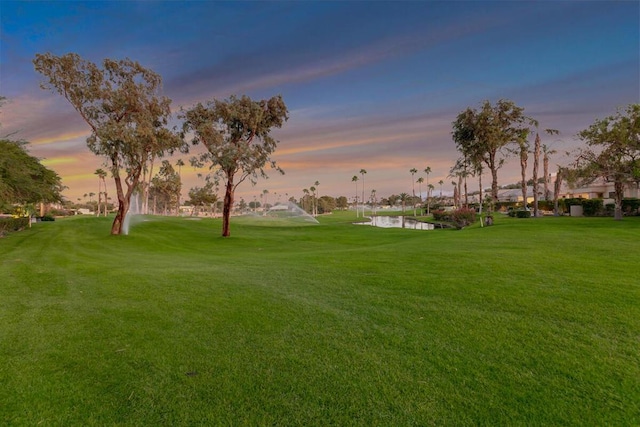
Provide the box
[581,199,603,217]
[623,198,640,215]
[515,210,531,218]
[431,209,449,221]
[0,217,30,236]
[451,208,477,229]
[40,215,55,221]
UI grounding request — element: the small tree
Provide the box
[181,95,288,236]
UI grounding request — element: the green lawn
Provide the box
[1,213,639,425]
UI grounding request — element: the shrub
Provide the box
[623,198,640,215]
[451,208,477,229]
[0,217,30,236]
[40,215,55,221]
[431,209,449,221]
[581,199,603,216]
[515,210,531,218]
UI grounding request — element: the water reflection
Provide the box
[355,216,434,230]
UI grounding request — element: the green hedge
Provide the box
[0,217,30,236]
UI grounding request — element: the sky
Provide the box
[1,1,639,204]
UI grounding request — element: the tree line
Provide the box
[4,52,637,235]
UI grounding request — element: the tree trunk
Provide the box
[222,177,234,237]
[553,169,563,216]
[478,173,484,228]
[543,156,550,200]
[532,134,540,217]
[614,180,624,221]
[520,146,528,211]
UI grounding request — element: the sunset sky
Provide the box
[1,1,638,204]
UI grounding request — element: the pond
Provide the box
[355,216,435,230]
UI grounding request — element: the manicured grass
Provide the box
[1,213,639,425]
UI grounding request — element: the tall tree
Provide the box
[94,168,108,216]
[543,144,557,201]
[359,169,367,217]
[531,133,541,217]
[416,177,424,213]
[518,138,529,211]
[410,168,417,216]
[352,175,359,217]
[150,160,181,215]
[310,185,317,217]
[175,158,185,214]
[452,99,535,202]
[34,52,182,235]
[532,129,559,216]
[181,95,288,236]
[314,180,320,216]
[575,104,640,220]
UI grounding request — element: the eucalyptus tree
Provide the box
[575,104,640,220]
[188,182,218,217]
[34,52,182,235]
[359,169,366,216]
[352,175,359,216]
[181,95,288,236]
[452,99,535,202]
[150,160,181,215]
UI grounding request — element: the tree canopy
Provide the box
[575,104,640,220]
[0,140,64,210]
[33,52,183,234]
[181,94,288,237]
[452,99,535,202]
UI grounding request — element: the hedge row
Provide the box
[0,217,30,236]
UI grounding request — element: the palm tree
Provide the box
[424,166,431,190]
[352,175,359,217]
[310,186,317,217]
[302,188,310,213]
[409,168,417,216]
[95,168,108,216]
[175,159,185,215]
[359,169,366,217]
[399,192,410,213]
[424,166,432,214]
[427,184,434,214]
[451,181,458,208]
[438,180,444,199]
[314,181,320,216]
[262,189,269,215]
[543,144,557,201]
[417,177,424,216]
[370,189,377,215]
